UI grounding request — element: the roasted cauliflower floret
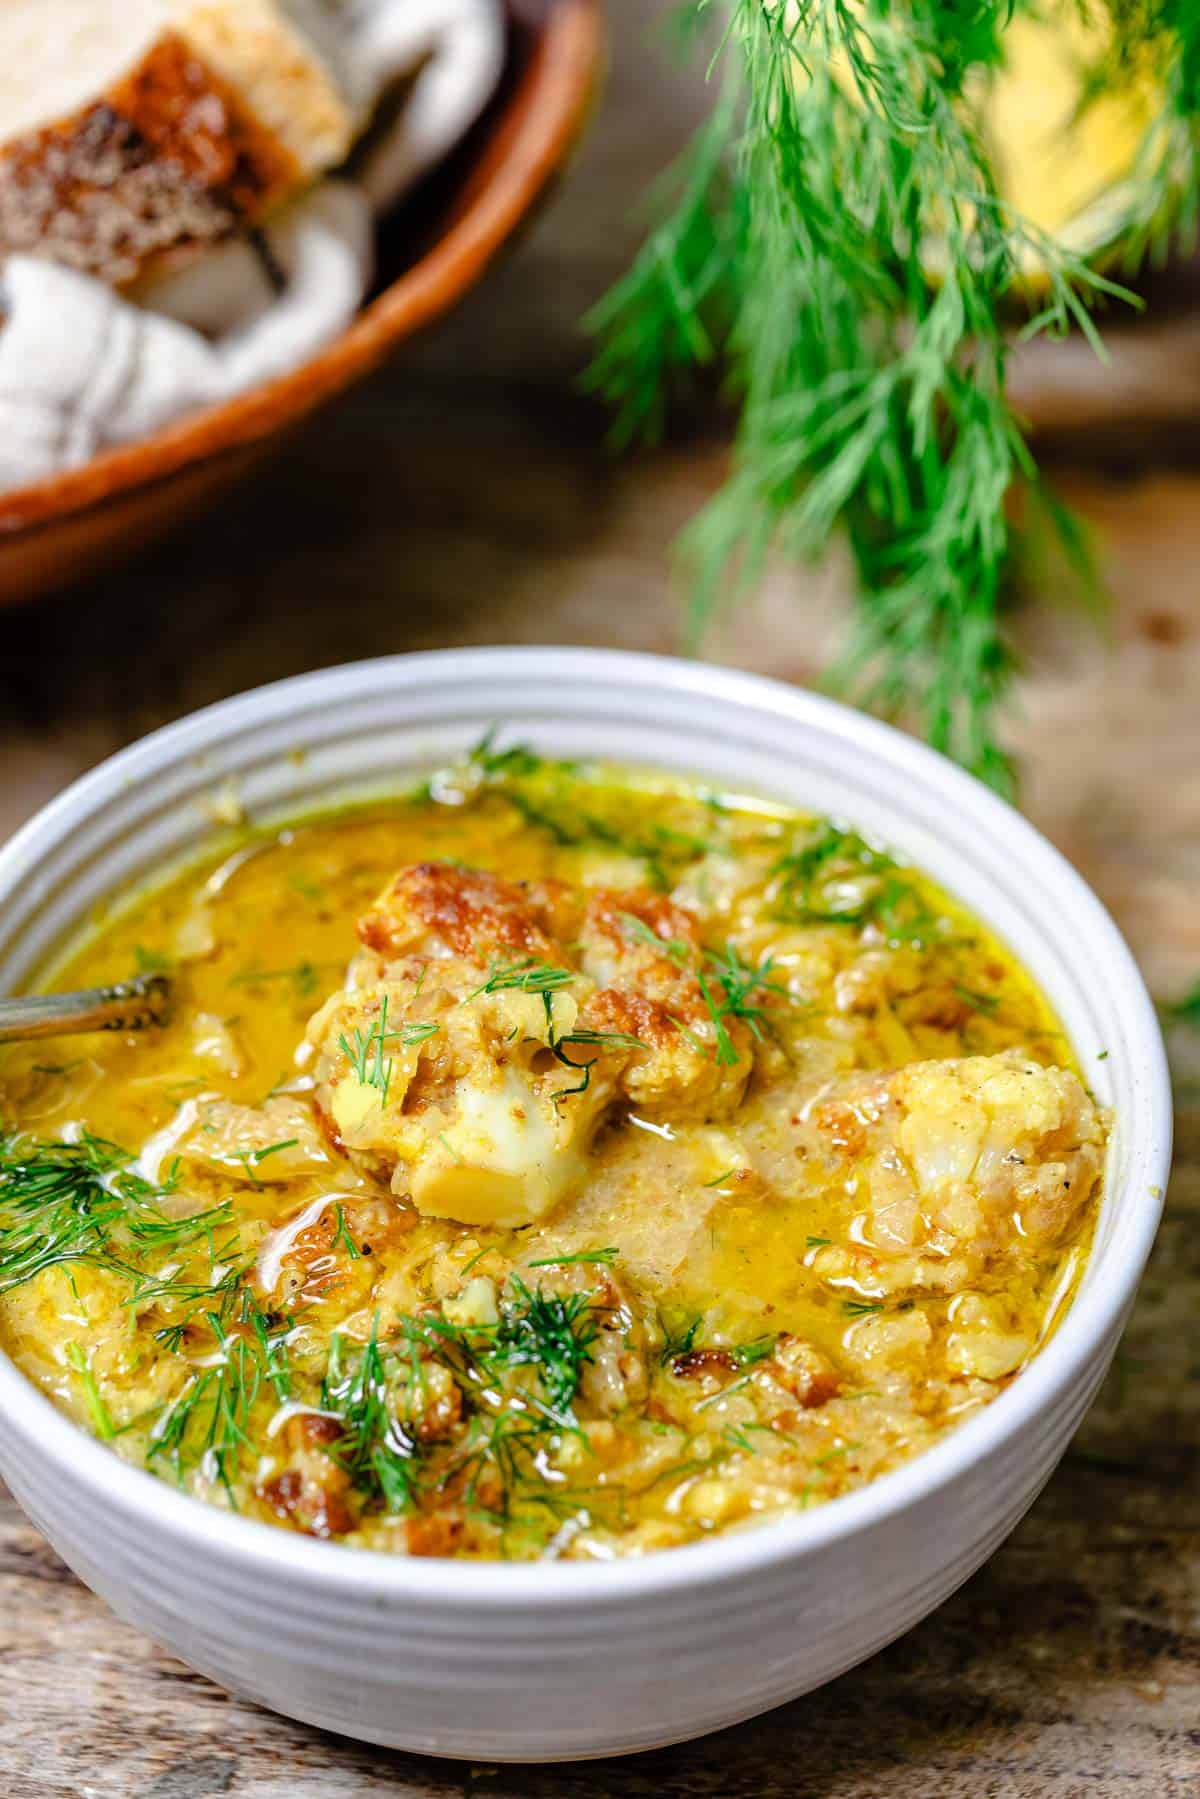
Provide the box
[356,861,562,967]
[575,890,755,1120]
[306,863,780,1224]
[805,1052,1106,1298]
[307,867,632,1229]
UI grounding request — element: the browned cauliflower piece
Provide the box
[575,890,754,1121]
[356,862,564,967]
[305,865,774,1225]
[306,866,631,1228]
[803,1051,1107,1298]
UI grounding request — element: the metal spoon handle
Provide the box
[0,975,171,1044]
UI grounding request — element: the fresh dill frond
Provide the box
[658,1310,702,1363]
[704,942,788,1042]
[142,1261,245,1327]
[469,958,577,1000]
[242,1290,293,1402]
[331,1203,361,1261]
[770,819,938,943]
[64,1342,116,1439]
[696,968,742,1069]
[702,1166,737,1187]
[729,1332,780,1369]
[229,959,341,999]
[619,910,692,964]
[492,1278,599,1417]
[465,741,714,888]
[147,1313,272,1500]
[426,1275,600,1427]
[772,821,894,922]
[587,0,1187,783]
[338,997,439,1108]
[527,1247,621,1269]
[545,1024,645,1105]
[225,1137,300,1189]
[468,731,552,780]
[321,1320,422,1513]
[0,1131,230,1297]
[142,1283,293,1496]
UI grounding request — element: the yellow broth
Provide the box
[0,752,1105,1559]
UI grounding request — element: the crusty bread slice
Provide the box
[0,0,363,288]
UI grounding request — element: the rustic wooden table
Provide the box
[1,7,1198,1794]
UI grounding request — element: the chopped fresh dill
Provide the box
[704,942,788,1043]
[696,1372,754,1411]
[458,1241,500,1279]
[696,968,740,1069]
[230,959,341,999]
[772,823,894,923]
[465,736,713,888]
[703,1166,737,1188]
[842,1300,886,1317]
[0,1131,230,1298]
[226,1137,299,1189]
[243,1291,293,1402]
[814,1441,862,1469]
[469,731,552,780]
[64,1342,115,1439]
[465,953,643,1103]
[287,871,324,903]
[147,1314,267,1501]
[321,1320,421,1513]
[730,1333,779,1369]
[331,1204,361,1261]
[469,958,577,1000]
[954,984,1001,1014]
[297,1277,611,1534]
[658,1311,702,1363]
[460,1277,598,1422]
[771,822,942,946]
[545,1023,645,1106]
[338,997,439,1107]
[527,1247,620,1268]
[619,911,692,965]
[142,1262,245,1331]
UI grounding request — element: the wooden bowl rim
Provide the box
[0,0,602,540]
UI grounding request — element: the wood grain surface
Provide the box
[1,5,1198,1792]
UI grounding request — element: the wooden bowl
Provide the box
[0,0,602,608]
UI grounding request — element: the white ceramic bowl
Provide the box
[0,649,1171,1762]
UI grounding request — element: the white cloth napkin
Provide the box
[0,0,504,491]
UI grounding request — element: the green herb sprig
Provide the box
[588,1,1200,784]
[338,996,439,1108]
[0,1132,230,1298]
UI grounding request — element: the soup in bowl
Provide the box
[0,743,1108,1562]
[0,651,1169,1757]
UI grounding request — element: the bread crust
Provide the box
[0,30,303,287]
